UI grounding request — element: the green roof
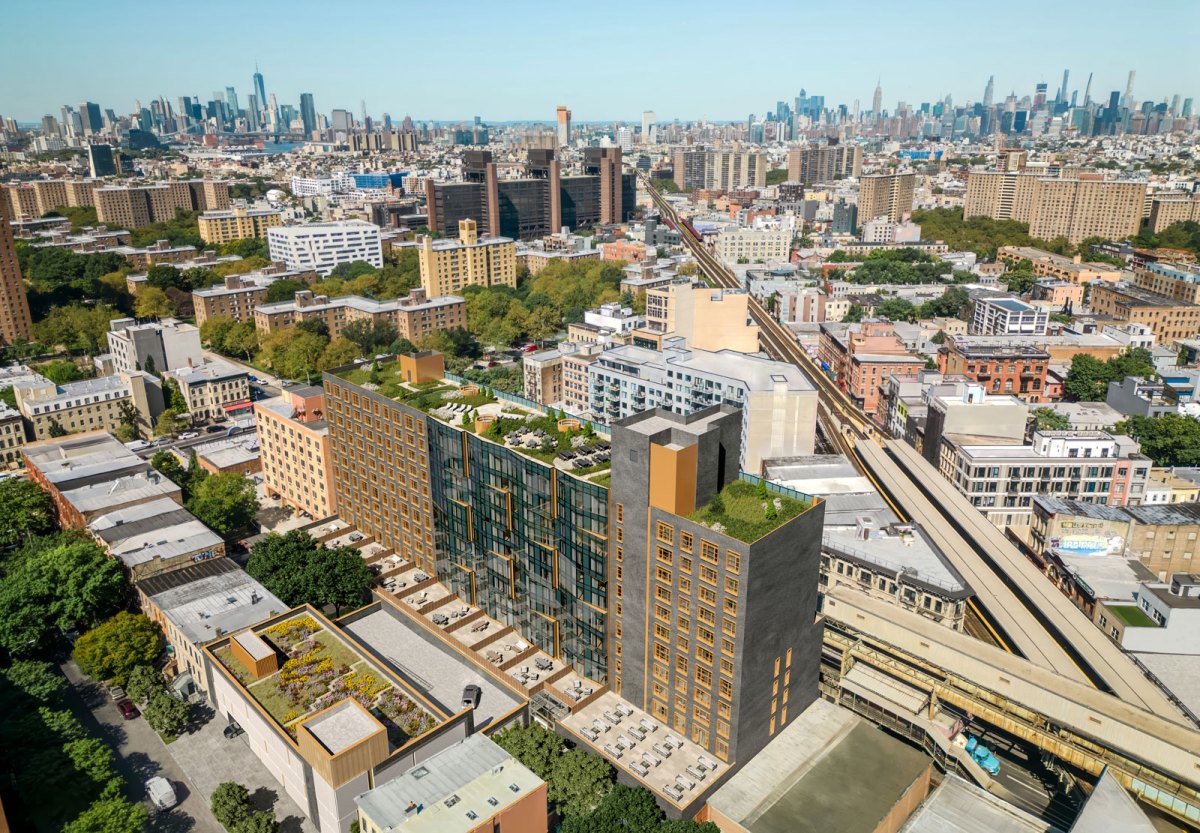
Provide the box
[688,480,811,544]
[1107,604,1158,628]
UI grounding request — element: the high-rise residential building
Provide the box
[705,148,767,191]
[424,149,634,240]
[417,219,516,295]
[94,180,231,228]
[584,337,818,472]
[255,385,336,520]
[267,221,382,276]
[299,93,317,137]
[642,109,657,143]
[0,195,33,344]
[197,206,284,244]
[857,172,915,224]
[672,149,708,191]
[556,105,571,147]
[968,173,1147,245]
[785,144,862,185]
[608,406,823,764]
[1147,195,1200,233]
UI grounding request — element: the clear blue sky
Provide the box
[2,0,1197,123]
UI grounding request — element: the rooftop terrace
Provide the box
[688,479,812,544]
[335,361,611,478]
[212,611,443,747]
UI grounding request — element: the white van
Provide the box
[146,777,177,812]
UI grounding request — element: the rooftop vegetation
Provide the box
[689,480,810,543]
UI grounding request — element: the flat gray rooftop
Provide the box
[899,775,1056,833]
[304,700,380,754]
[342,608,521,730]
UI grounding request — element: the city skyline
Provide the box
[1,0,1197,123]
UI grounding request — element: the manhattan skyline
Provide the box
[1,0,1197,122]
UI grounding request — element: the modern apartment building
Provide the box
[0,195,33,344]
[424,149,635,240]
[267,221,383,276]
[785,144,862,185]
[253,289,466,343]
[354,734,547,833]
[940,429,1151,529]
[970,295,1050,336]
[192,269,310,326]
[857,173,915,224]
[585,338,818,472]
[95,180,231,228]
[937,338,1051,403]
[323,362,613,682]
[965,173,1146,245]
[198,206,284,244]
[1088,283,1200,345]
[920,385,1030,467]
[106,317,203,375]
[608,407,823,764]
[164,360,251,423]
[13,371,162,439]
[713,227,791,263]
[643,281,761,354]
[417,219,517,295]
[256,385,336,520]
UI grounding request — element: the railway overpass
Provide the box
[641,173,1189,721]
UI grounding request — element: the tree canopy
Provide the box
[186,472,260,537]
[72,612,163,686]
[246,531,374,613]
[1121,414,1200,467]
[0,478,56,548]
[0,533,126,655]
[1063,348,1156,402]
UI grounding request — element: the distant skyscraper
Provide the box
[1170,94,1181,115]
[642,110,656,143]
[246,94,260,131]
[1083,72,1094,106]
[300,93,317,137]
[1184,98,1194,118]
[1034,83,1048,109]
[253,67,266,111]
[226,86,239,116]
[983,76,995,107]
[556,105,571,147]
[79,101,102,135]
[1123,70,1136,107]
[872,82,883,119]
[87,143,117,178]
[1058,69,1070,106]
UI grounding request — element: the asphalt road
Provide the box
[60,659,223,833]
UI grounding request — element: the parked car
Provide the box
[462,684,482,710]
[107,685,126,701]
[117,699,139,720]
[124,440,151,452]
[146,777,177,812]
[223,721,244,740]
[205,425,225,434]
[178,431,199,440]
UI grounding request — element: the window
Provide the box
[656,566,672,584]
[680,556,693,574]
[656,546,673,565]
[721,658,735,676]
[725,577,740,596]
[724,597,738,616]
[654,642,669,661]
[655,586,672,603]
[726,551,741,574]
[700,565,718,585]
[680,531,694,552]
[615,503,624,523]
[722,619,737,637]
[698,626,715,645]
[676,656,689,675]
[656,522,674,544]
[701,540,719,563]
[696,666,712,686]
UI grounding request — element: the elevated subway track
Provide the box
[872,440,1186,721]
[642,174,1188,722]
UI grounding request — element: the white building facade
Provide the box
[267,221,383,276]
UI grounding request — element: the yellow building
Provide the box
[198,207,284,244]
[417,219,516,295]
[644,280,760,353]
[255,386,336,520]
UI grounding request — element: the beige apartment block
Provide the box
[254,288,466,343]
[786,144,862,185]
[255,385,335,520]
[31,180,69,215]
[417,219,516,296]
[858,173,915,224]
[95,180,231,228]
[645,280,760,353]
[198,207,283,244]
[1148,196,1200,233]
[0,196,33,344]
[966,173,1146,245]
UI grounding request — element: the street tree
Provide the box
[143,690,189,736]
[211,781,253,829]
[125,665,166,704]
[72,613,162,686]
[0,478,56,548]
[187,472,260,537]
[63,797,149,833]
